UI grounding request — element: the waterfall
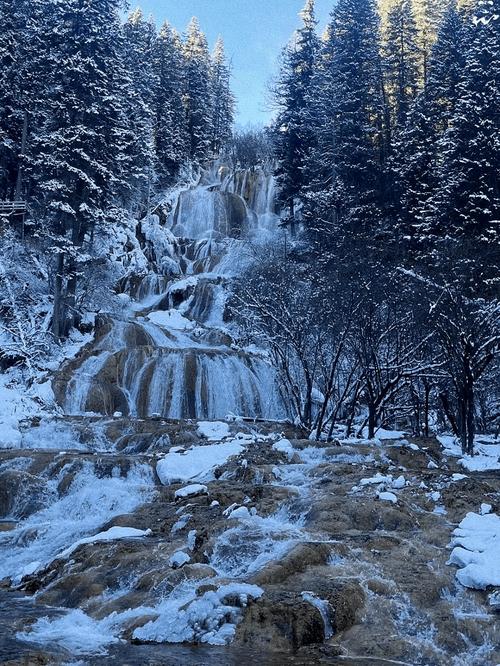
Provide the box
[57,163,287,421]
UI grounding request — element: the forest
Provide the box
[232,0,500,455]
[0,0,500,663]
[0,0,499,454]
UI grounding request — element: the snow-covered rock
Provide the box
[391,475,406,489]
[175,484,208,499]
[448,512,500,589]
[377,491,398,504]
[132,583,264,645]
[360,473,392,486]
[147,309,195,331]
[272,438,294,461]
[169,551,191,569]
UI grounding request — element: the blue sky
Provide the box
[134,0,334,126]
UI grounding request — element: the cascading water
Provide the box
[57,164,287,421]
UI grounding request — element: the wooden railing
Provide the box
[0,201,27,216]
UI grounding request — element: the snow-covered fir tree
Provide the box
[302,0,386,252]
[0,0,30,200]
[383,0,420,129]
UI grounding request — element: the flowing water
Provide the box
[1,163,499,664]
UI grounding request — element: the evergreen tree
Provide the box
[183,17,213,163]
[412,0,446,81]
[121,9,157,208]
[210,37,235,156]
[154,21,188,184]
[426,0,500,289]
[272,0,320,231]
[384,0,420,129]
[27,0,127,338]
[0,0,30,200]
[303,0,386,247]
[393,3,467,243]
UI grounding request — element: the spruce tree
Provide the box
[210,38,235,156]
[426,0,500,289]
[393,3,467,244]
[319,0,385,236]
[272,0,320,232]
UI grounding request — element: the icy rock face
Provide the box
[55,164,287,421]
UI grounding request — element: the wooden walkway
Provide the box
[0,201,27,216]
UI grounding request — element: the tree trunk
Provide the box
[14,111,28,202]
[368,401,377,439]
[423,380,431,438]
[51,252,65,340]
[465,382,475,456]
[439,391,459,438]
[289,199,296,238]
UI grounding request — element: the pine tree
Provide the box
[210,37,235,156]
[272,0,320,231]
[154,21,189,184]
[384,0,420,129]
[183,17,213,163]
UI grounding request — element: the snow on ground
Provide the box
[56,527,152,560]
[156,440,244,484]
[197,421,230,441]
[439,435,500,472]
[360,427,407,440]
[448,512,500,589]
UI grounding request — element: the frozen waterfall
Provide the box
[57,164,287,421]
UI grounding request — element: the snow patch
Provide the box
[197,421,230,441]
[56,526,151,560]
[147,309,195,331]
[175,484,208,499]
[157,441,244,484]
